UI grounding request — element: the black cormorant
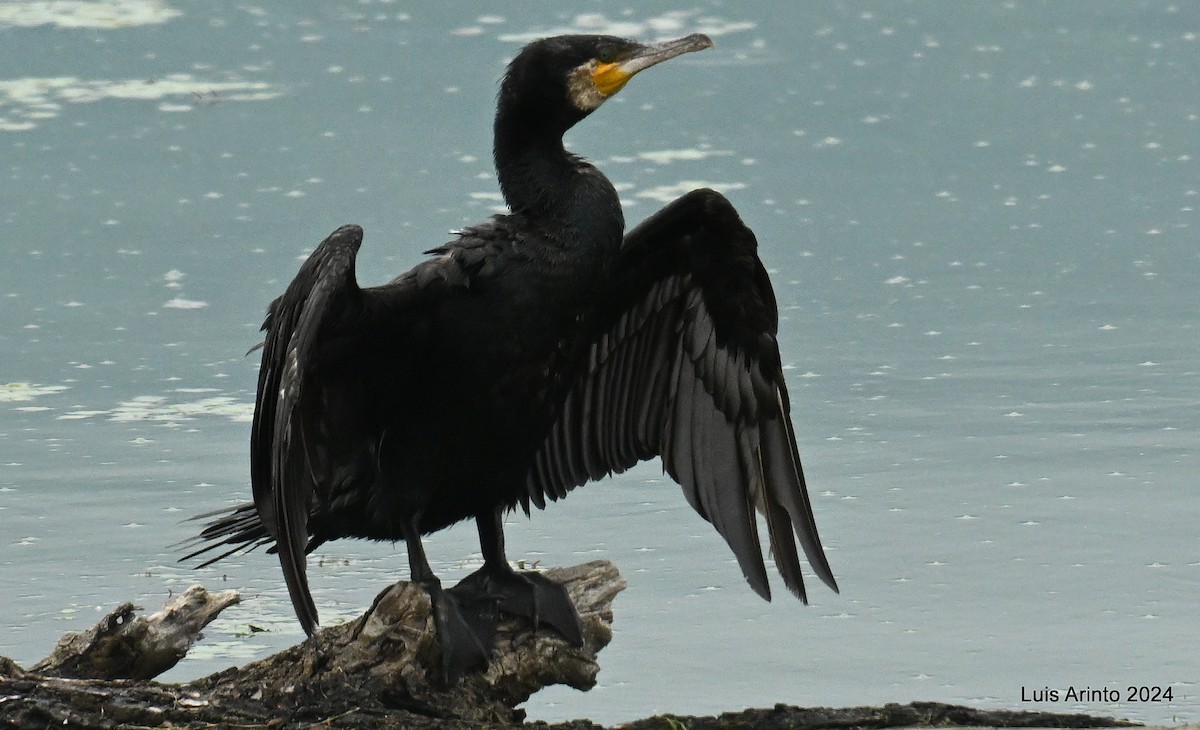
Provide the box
[184,33,838,680]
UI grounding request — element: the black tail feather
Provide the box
[174,502,274,567]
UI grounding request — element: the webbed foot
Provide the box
[448,564,584,647]
[423,579,494,684]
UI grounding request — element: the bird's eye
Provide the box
[595,45,618,64]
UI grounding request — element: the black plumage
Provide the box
[182,32,837,680]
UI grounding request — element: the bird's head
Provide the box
[498,33,714,137]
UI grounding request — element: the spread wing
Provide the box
[250,223,367,634]
[183,222,518,630]
[526,189,838,602]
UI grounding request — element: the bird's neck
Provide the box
[493,125,624,245]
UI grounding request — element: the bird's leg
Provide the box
[400,513,491,684]
[448,508,584,646]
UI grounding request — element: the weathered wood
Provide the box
[186,560,626,725]
[31,584,240,681]
[1,560,626,728]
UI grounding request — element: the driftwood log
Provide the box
[0,560,624,727]
[0,559,1139,729]
[31,584,241,681]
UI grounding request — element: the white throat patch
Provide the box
[567,60,607,112]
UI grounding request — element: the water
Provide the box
[2,2,1197,725]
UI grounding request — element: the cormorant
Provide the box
[183,33,838,681]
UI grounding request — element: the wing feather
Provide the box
[761,387,838,589]
[252,224,364,634]
[526,189,838,602]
